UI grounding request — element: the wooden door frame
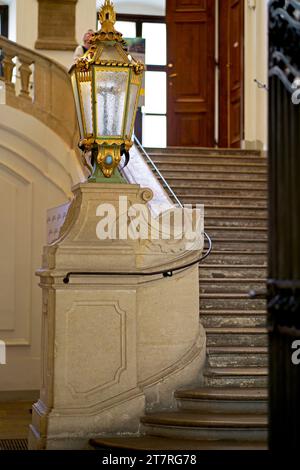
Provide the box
[166,0,215,147]
[219,0,244,148]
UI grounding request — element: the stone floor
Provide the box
[0,401,32,440]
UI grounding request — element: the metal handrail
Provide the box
[134,135,183,207]
[63,237,212,284]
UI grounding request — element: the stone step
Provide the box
[90,436,267,450]
[203,251,267,265]
[206,226,267,240]
[163,178,267,189]
[200,293,266,311]
[202,207,268,218]
[178,194,267,207]
[205,327,267,347]
[175,387,268,414]
[140,410,267,441]
[146,147,261,156]
[157,170,267,181]
[203,238,268,252]
[149,161,267,173]
[204,368,268,388]
[205,217,268,229]
[170,187,267,198]
[201,313,266,329]
[199,278,265,295]
[199,265,267,280]
[206,347,268,368]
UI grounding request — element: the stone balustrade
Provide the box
[0,35,80,150]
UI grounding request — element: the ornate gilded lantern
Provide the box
[69,0,145,182]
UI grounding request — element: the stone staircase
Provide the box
[90,147,268,450]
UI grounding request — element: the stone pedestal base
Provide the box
[29,183,205,449]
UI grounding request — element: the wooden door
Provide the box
[219,0,244,148]
[166,0,215,147]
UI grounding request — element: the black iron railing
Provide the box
[268,0,300,451]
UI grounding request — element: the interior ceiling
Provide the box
[96,0,165,16]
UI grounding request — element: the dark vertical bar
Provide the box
[0,5,9,38]
[268,0,300,451]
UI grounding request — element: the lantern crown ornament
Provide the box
[69,0,145,182]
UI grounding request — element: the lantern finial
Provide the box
[95,0,123,43]
[98,0,117,28]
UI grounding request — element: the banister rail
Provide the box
[63,239,212,284]
[0,34,79,149]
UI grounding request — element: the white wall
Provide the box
[98,0,165,16]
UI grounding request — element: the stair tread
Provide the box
[141,411,267,427]
[178,194,267,199]
[206,250,267,254]
[207,346,268,353]
[206,216,268,221]
[90,436,267,450]
[202,206,268,211]
[200,264,267,269]
[151,163,267,170]
[202,311,266,316]
[202,309,266,314]
[206,327,267,333]
[201,293,266,299]
[200,278,266,282]
[205,368,268,376]
[205,239,267,243]
[162,175,267,182]
[205,226,267,231]
[175,387,268,401]
[146,147,261,156]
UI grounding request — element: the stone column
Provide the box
[28,182,205,450]
[35,0,78,51]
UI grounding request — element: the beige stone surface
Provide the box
[29,182,205,449]
[0,104,85,391]
[35,0,78,51]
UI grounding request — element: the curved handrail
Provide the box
[0,35,71,74]
[63,238,212,284]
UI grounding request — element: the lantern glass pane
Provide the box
[95,69,129,137]
[71,73,84,138]
[125,82,140,138]
[79,81,93,135]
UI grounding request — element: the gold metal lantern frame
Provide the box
[69,0,145,182]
